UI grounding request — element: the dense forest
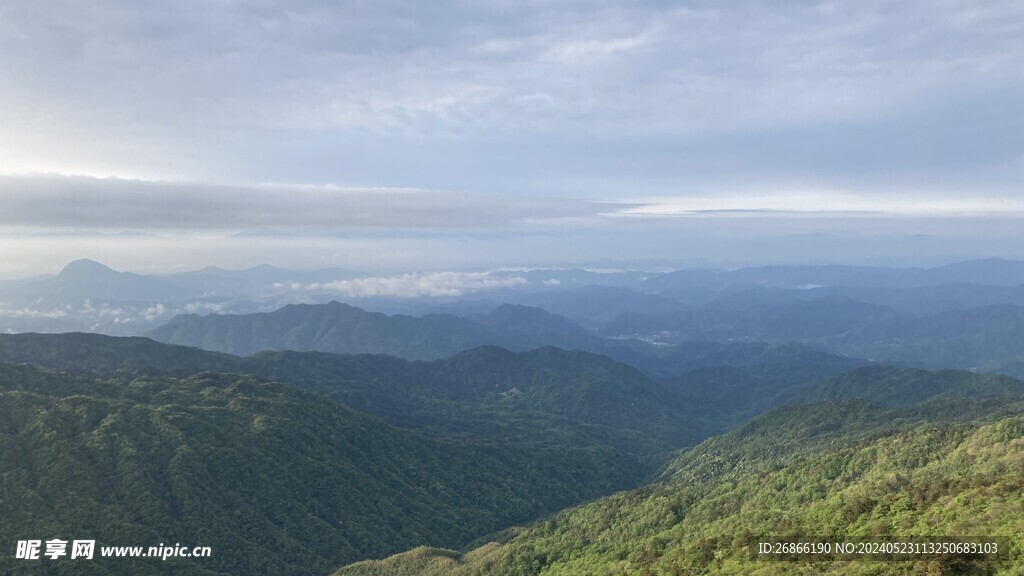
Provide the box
[337,398,1024,575]
[0,362,641,574]
[2,330,1023,575]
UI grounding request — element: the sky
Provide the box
[1,0,1023,277]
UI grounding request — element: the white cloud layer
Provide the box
[0,174,604,229]
[620,191,1024,217]
[301,272,528,298]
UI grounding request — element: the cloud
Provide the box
[80,300,127,319]
[617,190,1024,217]
[17,3,1024,132]
[0,306,67,319]
[0,173,605,229]
[1,1,1024,276]
[183,301,226,314]
[1,0,1021,193]
[302,272,528,298]
[143,303,167,321]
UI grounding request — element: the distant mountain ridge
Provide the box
[146,301,618,360]
[144,299,875,382]
[6,256,1024,337]
[599,297,899,342]
[639,258,1024,295]
[56,258,180,301]
[825,303,1024,375]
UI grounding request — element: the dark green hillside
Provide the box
[413,346,716,446]
[798,365,1024,408]
[0,334,723,470]
[245,346,689,452]
[0,332,243,375]
[413,346,720,458]
[336,393,1024,575]
[0,363,646,575]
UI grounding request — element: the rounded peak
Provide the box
[58,259,117,278]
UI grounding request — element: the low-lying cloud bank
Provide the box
[294,272,527,298]
[0,174,607,229]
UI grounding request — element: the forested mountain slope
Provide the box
[336,371,1024,576]
[0,333,721,467]
[0,363,644,575]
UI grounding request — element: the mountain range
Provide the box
[144,294,1024,380]
[5,257,1024,574]
[5,257,1024,338]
